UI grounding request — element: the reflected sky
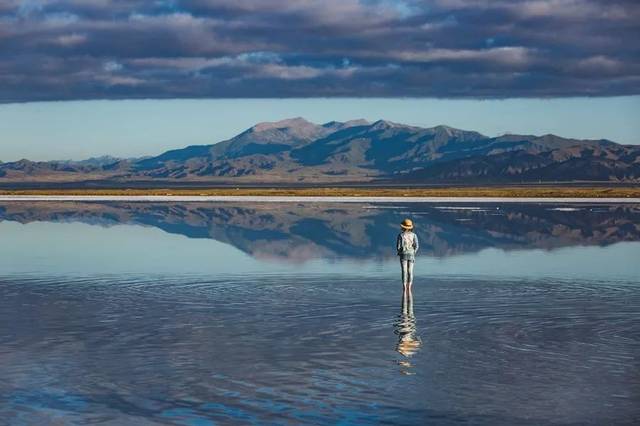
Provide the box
[1,270,638,424]
[0,201,638,281]
[1,201,639,424]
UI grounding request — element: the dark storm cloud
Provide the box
[0,0,638,101]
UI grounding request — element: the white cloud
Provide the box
[53,33,86,46]
[103,61,123,72]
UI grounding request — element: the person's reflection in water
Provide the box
[394,286,421,375]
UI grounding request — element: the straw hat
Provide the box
[400,218,414,230]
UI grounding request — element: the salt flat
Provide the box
[1,195,639,203]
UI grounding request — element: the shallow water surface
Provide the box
[0,202,639,425]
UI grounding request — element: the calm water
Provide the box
[1,202,639,425]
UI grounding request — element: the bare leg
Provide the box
[407,260,414,290]
[400,259,409,290]
[401,285,409,316]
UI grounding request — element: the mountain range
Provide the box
[2,117,639,184]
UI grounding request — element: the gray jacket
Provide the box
[397,231,419,261]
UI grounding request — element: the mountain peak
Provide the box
[321,119,369,132]
[370,119,399,130]
[424,125,487,141]
[323,118,369,127]
[431,125,458,136]
[344,119,369,127]
[251,117,316,132]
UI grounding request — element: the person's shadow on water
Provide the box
[394,287,421,375]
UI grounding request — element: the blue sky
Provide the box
[0,97,638,161]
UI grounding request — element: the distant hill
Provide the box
[1,117,638,184]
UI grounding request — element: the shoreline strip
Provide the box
[0,195,639,203]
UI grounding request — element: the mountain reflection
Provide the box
[0,202,639,263]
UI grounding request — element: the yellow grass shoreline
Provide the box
[0,186,639,198]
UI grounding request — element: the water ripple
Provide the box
[0,274,639,425]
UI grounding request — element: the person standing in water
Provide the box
[397,218,419,290]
